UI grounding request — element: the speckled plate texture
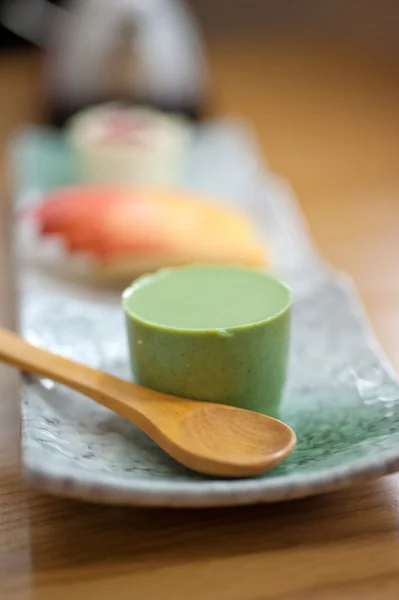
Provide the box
[11,119,399,507]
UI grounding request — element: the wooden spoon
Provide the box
[0,329,296,478]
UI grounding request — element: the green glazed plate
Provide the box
[11,121,399,506]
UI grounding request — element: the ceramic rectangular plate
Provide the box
[11,120,399,507]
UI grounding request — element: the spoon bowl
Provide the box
[0,328,296,478]
[175,404,296,476]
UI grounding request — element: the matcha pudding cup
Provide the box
[122,265,291,417]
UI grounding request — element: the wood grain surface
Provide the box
[1,39,399,599]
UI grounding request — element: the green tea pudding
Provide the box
[122,265,291,417]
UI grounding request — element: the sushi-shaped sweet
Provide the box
[32,185,266,283]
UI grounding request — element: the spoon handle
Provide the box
[0,328,178,425]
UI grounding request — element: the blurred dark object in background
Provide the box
[0,23,31,48]
[1,0,207,126]
[0,0,64,48]
[46,0,207,126]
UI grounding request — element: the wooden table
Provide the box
[1,39,399,599]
